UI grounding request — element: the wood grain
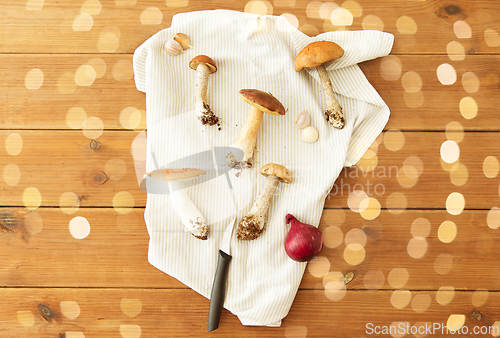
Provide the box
[2,208,499,291]
[2,288,499,337]
[1,0,500,55]
[1,54,499,130]
[1,130,499,209]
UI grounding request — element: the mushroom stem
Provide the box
[169,181,209,240]
[316,64,345,129]
[195,63,218,126]
[236,175,279,240]
[230,105,263,165]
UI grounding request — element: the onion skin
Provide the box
[284,214,324,262]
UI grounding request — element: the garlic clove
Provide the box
[164,39,184,56]
[301,126,319,143]
[173,33,191,49]
[294,110,311,129]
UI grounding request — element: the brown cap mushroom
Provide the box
[189,55,219,126]
[230,89,286,166]
[260,163,292,184]
[237,163,292,241]
[295,41,346,129]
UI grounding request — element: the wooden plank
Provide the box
[1,54,499,130]
[1,1,500,55]
[2,288,500,337]
[1,130,499,209]
[2,208,500,291]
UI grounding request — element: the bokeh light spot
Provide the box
[25,68,44,90]
[285,326,308,338]
[105,158,127,181]
[81,0,101,15]
[26,0,44,11]
[82,116,104,139]
[113,191,135,214]
[119,325,142,338]
[434,253,454,275]
[69,216,91,239]
[401,71,422,93]
[59,192,80,214]
[411,294,431,313]
[86,58,106,78]
[23,187,42,210]
[446,41,466,61]
[363,270,385,290]
[75,64,96,86]
[5,133,23,156]
[462,72,480,93]
[330,8,353,26]
[113,60,134,81]
[60,301,81,320]
[487,207,500,230]
[97,27,121,53]
[24,211,43,235]
[244,0,273,15]
[305,1,322,19]
[72,13,94,32]
[386,192,407,215]
[380,56,402,81]
[437,63,457,85]
[17,310,35,327]
[343,243,365,265]
[383,129,405,151]
[407,236,428,259]
[471,289,489,307]
[438,220,457,243]
[362,14,384,31]
[485,28,500,47]
[483,156,499,178]
[446,314,465,333]
[445,121,464,143]
[403,91,424,108]
[66,107,87,129]
[121,298,142,318]
[450,163,469,186]
[388,268,409,289]
[390,290,412,309]
[446,192,465,215]
[411,218,431,238]
[460,96,478,119]
[347,190,369,213]
[453,20,471,38]
[396,16,417,34]
[140,7,163,25]
[436,286,455,305]
[322,226,343,248]
[344,228,368,247]
[307,256,330,278]
[359,197,381,220]
[3,163,21,186]
[440,140,460,163]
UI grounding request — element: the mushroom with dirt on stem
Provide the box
[144,168,209,240]
[236,163,292,241]
[230,89,286,167]
[294,41,346,129]
[189,55,220,126]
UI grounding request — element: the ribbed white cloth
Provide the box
[133,9,393,327]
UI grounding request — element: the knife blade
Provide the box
[208,217,236,332]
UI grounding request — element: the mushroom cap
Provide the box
[294,41,344,72]
[260,163,292,184]
[239,89,286,116]
[189,55,217,73]
[145,168,206,181]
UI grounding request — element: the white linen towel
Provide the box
[133,9,393,327]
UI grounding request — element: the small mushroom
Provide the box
[189,55,219,126]
[295,41,345,129]
[230,89,286,166]
[145,168,209,240]
[236,163,292,241]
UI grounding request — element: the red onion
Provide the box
[284,214,324,262]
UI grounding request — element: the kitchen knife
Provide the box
[208,217,236,332]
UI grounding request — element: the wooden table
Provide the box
[1,0,500,337]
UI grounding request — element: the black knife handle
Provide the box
[208,250,232,332]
